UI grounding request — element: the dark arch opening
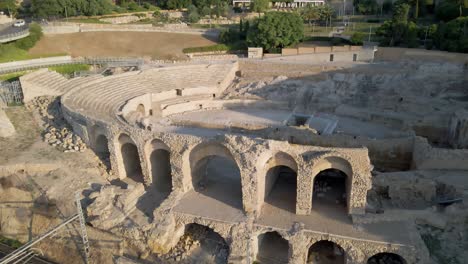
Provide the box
[255,231,289,264]
[313,168,347,212]
[190,144,243,210]
[171,223,229,263]
[136,104,145,115]
[150,149,172,193]
[94,134,110,169]
[121,143,144,183]
[367,253,407,264]
[263,165,297,213]
[307,240,345,264]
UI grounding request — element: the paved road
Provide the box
[0,21,29,38]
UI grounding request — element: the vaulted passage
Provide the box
[190,143,243,211]
[307,240,345,264]
[150,149,172,193]
[263,165,297,213]
[95,134,109,155]
[172,223,229,263]
[255,231,289,264]
[260,152,298,213]
[367,253,407,264]
[119,134,144,183]
[312,168,348,213]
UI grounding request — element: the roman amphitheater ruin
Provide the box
[1,48,468,264]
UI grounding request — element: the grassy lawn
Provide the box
[64,18,110,24]
[49,64,90,75]
[0,71,29,81]
[189,23,238,30]
[0,44,68,63]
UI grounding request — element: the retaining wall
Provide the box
[40,22,219,36]
[375,47,468,64]
[412,137,468,170]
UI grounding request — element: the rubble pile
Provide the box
[26,96,87,152]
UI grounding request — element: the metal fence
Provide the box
[0,81,23,106]
[0,56,145,75]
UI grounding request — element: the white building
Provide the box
[232,0,326,8]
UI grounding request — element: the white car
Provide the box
[13,20,26,27]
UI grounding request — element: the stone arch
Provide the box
[136,104,145,115]
[367,252,407,264]
[95,134,110,154]
[118,133,144,183]
[254,231,290,264]
[189,142,244,212]
[259,151,298,214]
[88,125,110,169]
[176,223,230,263]
[145,139,172,193]
[307,240,346,263]
[311,156,353,214]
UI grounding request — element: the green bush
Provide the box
[434,16,468,53]
[49,64,91,75]
[14,22,43,51]
[350,32,365,45]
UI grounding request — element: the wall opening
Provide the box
[255,231,289,264]
[172,223,229,263]
[330,54,334,62]
[260,152,298,214]
[150,149,172,193]
[176,89,182,96]
[95,134,109,154]
[120,136,144,183]
[190,143,243,211]
[353,53,358,61]
[367,253,407,264]
[307,240,345,264]
[313,168,347,212]
[286,114,309,127]
[136,104,145,115]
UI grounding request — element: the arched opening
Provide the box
[255,231,289,264]
[311,156,353,215]
[119,134,144,184]
[136,104,145,115]
[170,223,229,263]
[150,148,172,193]
[367,253,407,264]
[307,240,345,264]
[190,143,243,211]
[94,133,110,170]
[95,134,109,154]
[261,152,298,213]
[312,168,347,213]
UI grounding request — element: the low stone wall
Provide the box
[412,137,468,170]
[272,49,375,63]
[41,22,219,36]
[375,47,468,64]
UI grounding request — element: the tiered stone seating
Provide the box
[21,69,70,94]
[62,62,237,123]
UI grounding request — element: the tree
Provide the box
[246,12,304,52]
[436,1,460,21]
[300,4,320,27]
[355,0,379,14]
[433,16,468,52]
[187,4,200,23]
[0,0,17,16]
[251,0,269,13]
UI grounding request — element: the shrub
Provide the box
[14,22,43,51]
[350,32,365,45]
[435,2,460,22]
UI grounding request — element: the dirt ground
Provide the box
[29,32,217,60]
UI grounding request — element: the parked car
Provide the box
[13,20,26,27]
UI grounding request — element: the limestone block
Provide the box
[0,108,15,137]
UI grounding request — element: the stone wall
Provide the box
[375,47,468,64]
[412,137,468,170]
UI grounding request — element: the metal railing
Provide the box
[0,56,145,75]
[0,81,23,106]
